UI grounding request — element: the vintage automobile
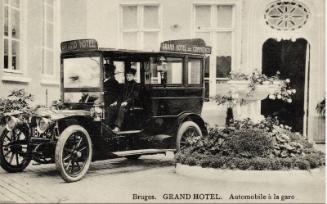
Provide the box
[0,38,211,182]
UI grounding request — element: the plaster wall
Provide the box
[61,0,87,41]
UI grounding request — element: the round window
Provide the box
[264,1,310,31]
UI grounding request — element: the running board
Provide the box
[115,130,143,135]
[112,149,176,157]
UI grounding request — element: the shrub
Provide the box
[0,89,34,125]
[234,157,251,170]
[0,89,33,113]
[176,152,324,171]
[184,156,197,166]
[199,157,212,168]
[294,159,310,170]
[303,152,324,168]
[175,152,186,163]
[209,156,228,169]
[270,159,283,170]
[223,129,273,158]
[250,157,270,170]
[175,118,325,170]
[279,158,294,169]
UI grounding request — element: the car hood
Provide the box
[34,108,90,120]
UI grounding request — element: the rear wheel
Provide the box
[0,128,31,173]
[176,121,202,152]
[55,125,92,182]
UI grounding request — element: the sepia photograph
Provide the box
[0,0,325,203]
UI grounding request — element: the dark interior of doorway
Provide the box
[261,38,308,133]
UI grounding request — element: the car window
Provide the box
[113,61,141,84]
[113,61,125,84]
[63,57,101,88]
[166,58,183,84]
[145,57,183,85]
[188,59,201,84]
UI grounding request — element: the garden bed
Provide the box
[176,118,325,171]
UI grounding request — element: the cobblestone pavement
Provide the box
[0,153,325,203]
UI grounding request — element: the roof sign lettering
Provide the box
[160,39,211,54]
[61,39,98,52]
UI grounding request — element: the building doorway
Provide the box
[261,38,309,133]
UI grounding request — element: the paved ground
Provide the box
[0,154,325,203]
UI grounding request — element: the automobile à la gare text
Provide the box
[0,38,211,182]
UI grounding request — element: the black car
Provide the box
[0,38,211,182]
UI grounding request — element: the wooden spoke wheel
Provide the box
[55,125,92,182]
[0,128,31,173]
[176,121,202,152]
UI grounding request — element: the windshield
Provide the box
[63,56,101,88]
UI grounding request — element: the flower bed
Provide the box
[175,118,325,170]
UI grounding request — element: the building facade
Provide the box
[0,0,325,142]
[0,0,62,106]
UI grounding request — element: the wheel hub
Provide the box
[10,144,22,154]
[73,150,82,159]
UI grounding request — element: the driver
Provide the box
[103,64,120,105]
[104,64,120,127]
[108,67,140,132]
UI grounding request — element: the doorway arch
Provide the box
[261,38,310,133]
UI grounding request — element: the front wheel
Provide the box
[55,125,93,182]
[176,121,202,152]
[0,128,31,173]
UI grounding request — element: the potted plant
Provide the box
[215,70,296,126]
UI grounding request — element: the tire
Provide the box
[125,155,141,160]
[55,125,93,182]
[0,127,31,173]
[176,121,202,152]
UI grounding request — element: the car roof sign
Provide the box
[61,39,98,52]
[160,38,211,54]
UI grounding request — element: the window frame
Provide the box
[187,58,204,86]
[60,52,103,103]
[193,3,236,80]
[119,3,162,51]
[144,56,184,87]
[192,1,242,97]
[42,0,57,78]
[110,60,142,84]
[2,0,22,72]
[165,57,184,85]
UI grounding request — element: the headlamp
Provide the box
[90,105,103,121]
[37,117,51,133]
[5,116,19,131]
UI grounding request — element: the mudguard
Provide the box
[177,112,208,136]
